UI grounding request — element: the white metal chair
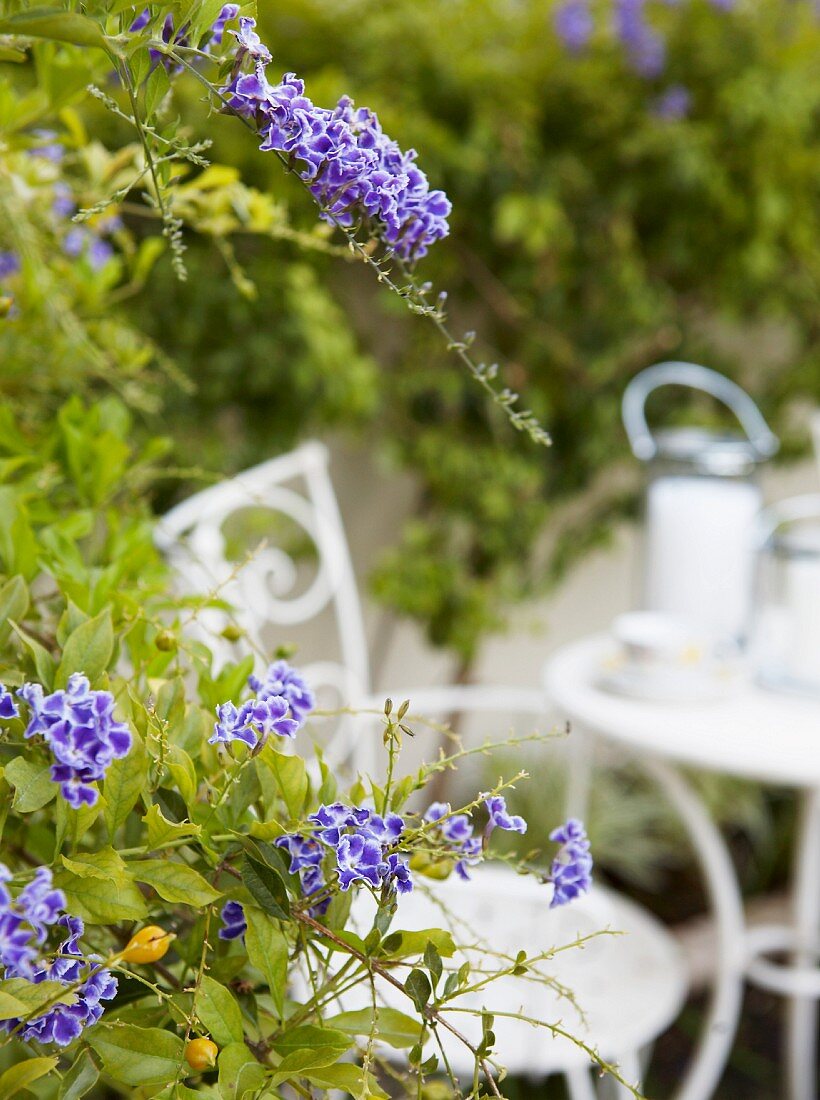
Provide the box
[155,442,689,1096]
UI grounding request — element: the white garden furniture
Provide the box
[155,442,689,1097]
[546,633,820,1100]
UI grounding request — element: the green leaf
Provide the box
[164,744,197,809]
[197,975,244,1047]
[216,1042,266,1099]
[244,906,288,1018]
[0,8,105,47]
[144,62,170,118]
[0,574,28,646]
[241,855,290,920]
[60,847,125,879]
[10,620,56,688]
[88,1024,184,1085]
[326,1007,421,1049]
[0,978,77,1019]
[270,1025,350,1056]
[130,859,222,907]
[104,731,147,836]
[269,1047,347,1085]
[424,941,443,986]
[0,1056,59,1097]
[303,1062,388,1098]
[258,746,307,819]
[56,607,114,686]
[380,929,456,960]
[143,802,201,849]
[58,1050,99,1100]
[404,969,431,1013]
[5,755,55,813]
[55,853,147,924]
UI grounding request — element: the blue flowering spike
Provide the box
[220,25,451,261]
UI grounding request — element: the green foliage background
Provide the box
[128,0,820,661]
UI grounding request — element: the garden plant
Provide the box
[0,3,612,1095]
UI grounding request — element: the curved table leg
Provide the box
[641,757,746,1100]
[786,785,820,1100]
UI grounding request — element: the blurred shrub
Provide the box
[128,0,820,661]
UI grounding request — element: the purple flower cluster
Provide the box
[248,659,315,726]
[276,802,411,913]
[130,4,239,70]
[218,899,247,941]
[548,819,593,908]
[0,864,117,1046]
[221,20,451,260]
[424,802,484,880]
[15,674,132,808]
[210,659,313,750]
[424,794,526,880]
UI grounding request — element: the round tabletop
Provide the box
[544,634,820,789]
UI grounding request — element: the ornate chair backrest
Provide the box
[154,442,372,769]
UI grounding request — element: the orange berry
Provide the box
[121,925,175,964]
[185,1037,218,1071]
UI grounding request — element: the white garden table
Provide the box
[544,634,820,1100]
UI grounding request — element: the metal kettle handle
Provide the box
[622,361,779,461]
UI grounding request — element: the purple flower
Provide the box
[0,252,19,280]
[208,4,240,48]
[548,819,593,908]
[483,794,527,836]
[17,674,132,809]
[336,832,385,890]
[0,684,19,720]
[276,833,324,873]
[652,84,691,120]
[554,0,594,52]
[218,900,247,941]
[232,16,271,63]
[209,694,299,750]
[248,660,314,727]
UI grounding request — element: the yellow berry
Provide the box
[121,925,175,964]
[185,1037,218,1071]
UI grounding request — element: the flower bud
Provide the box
[121,925,175,964]
[185,1036,218,1070]
[155,630,176,652]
